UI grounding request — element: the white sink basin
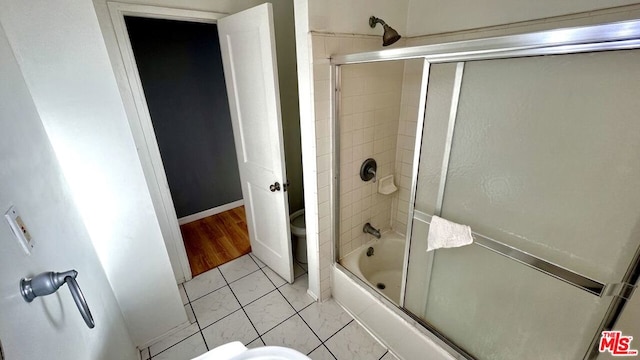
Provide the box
[192,341,311,360]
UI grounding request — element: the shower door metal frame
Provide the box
[331,19,640,360]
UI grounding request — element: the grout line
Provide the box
[307,343,337,359]
[219,264,262,284]
[322,342,339,360]
[182,268,225,302]
[250,256,345,358]
[219,268,265,346]
[296,313,326,356]
[259,312,299,337]
[181,282,192,304]
[308,343,324,355]
[176,255,317,357]
[241,286,279,307]
[186,283,226,303]
[189,257,288,303]
[323,319,354,344]
[149,331,202,359]
[196,286,296,333]
[248,258,323,346]
[190,301,208,351]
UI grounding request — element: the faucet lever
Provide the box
[367,167,377,183]
[360,158,377,182]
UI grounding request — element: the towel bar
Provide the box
[412,210,637,298]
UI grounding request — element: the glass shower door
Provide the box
[404,50,640,359]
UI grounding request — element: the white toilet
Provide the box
[289,209,307,263]
[193,341,310,360]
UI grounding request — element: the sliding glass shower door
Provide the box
[404,50,640,359]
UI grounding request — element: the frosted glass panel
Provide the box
[405,50,640,359]
[425,245,610,359]
[442,50,640,283]
[404,220,430,314]
[414,63,458,214]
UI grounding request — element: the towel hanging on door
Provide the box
[427,215,474,251]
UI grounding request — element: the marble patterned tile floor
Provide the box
[140,253,398,360]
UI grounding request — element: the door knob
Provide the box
[269,182,281,192]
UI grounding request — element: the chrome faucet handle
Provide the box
[367,167,377,183]
[360,158,377,182]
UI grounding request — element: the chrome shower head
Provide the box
[369,16,401,46]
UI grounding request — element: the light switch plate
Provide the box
[4,205,34,254]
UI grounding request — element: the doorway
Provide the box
[123,15,251,277]
[108,3,298,285]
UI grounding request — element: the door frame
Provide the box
[107,2,228,282]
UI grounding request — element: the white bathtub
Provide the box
[340,232,405,304]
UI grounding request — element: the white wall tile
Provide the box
[311,36,326,59]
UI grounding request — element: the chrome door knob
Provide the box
[269,182,281,192]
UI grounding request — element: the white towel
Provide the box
[427,215,474,252]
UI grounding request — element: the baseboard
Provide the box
[139,319,192,349]
[178,199,244,225]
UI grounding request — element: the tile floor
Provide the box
[140,253,398,360]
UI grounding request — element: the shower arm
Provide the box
[369,16,387,28]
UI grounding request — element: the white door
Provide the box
[218,3,294,283]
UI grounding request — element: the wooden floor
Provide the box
[180,206,251,277]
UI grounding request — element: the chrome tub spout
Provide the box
[363,223,381,239]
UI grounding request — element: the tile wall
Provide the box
[337,60,404,257]
[310,34,408,279]
[311,34,390,299]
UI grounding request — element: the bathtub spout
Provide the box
[363,223,381,239]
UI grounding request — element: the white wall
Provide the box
[0,23,137,360]
[406,0,640,36]
[0,0,186,347]
[293,0,322,300]
[308,0,408,35]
